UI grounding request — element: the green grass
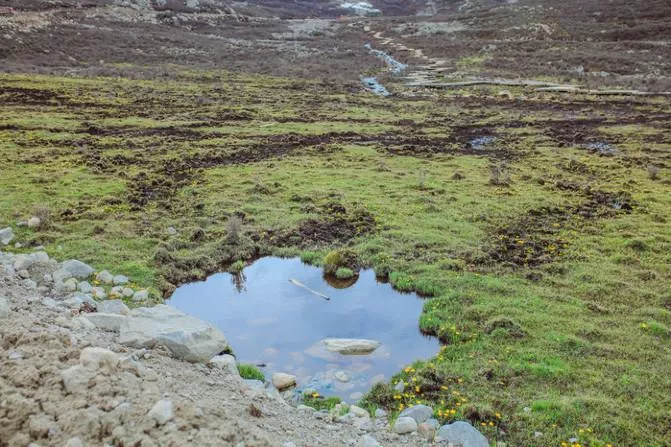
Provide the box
[237,364,265,381]
[1,71,670,445]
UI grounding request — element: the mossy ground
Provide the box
[1,71,670,446]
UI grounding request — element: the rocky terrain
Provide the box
[0,247,490,446]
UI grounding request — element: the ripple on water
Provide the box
[167,257,439,401]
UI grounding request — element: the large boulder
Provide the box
[61,260,94,279]
[118,305,228,363]
[436,421,489,447]
[322,338,381,355]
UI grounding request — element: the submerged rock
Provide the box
[322,338,381,355]
[436,421,489,447]
[118,305,229,362]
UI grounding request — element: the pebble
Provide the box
[96,270,114,284]
[394,416,418,434]
[359,435,382,447]
[27,216,41,228]
[113,274,129,285]
[0,296,9,318]
[148,399,173,425]
[349,405,368,418]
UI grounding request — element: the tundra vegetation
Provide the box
[1,0,671,445]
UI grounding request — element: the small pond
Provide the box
[167,257,439,401]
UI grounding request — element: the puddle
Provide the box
[167,257,439,401]
[469,136,496,150]
[364,43,407,74]
[362,76,390,96]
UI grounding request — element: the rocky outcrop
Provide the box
[118,305,229,362]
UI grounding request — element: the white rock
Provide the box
[148,399,173,425]
[118,305,229,363]
[60,365,95,393]
[394,416,418,434]
[63,278,78,293]
[0,296,9,318]
[374,408,387,418]
[113,274,129,285]
[122,287,134,298]
[322,338,381,355]
[97,299,130,315]
[359,435,382,447]
[399,404,434,424]
[64,437,84,447]
[27,216,41,228]
[436,421,489,447]
[53,268,73,283]
[96,270,114,284]
[78,281,92,293]
[91,287,107,299]
[41,297,57,308]
[81,313,126,332]
[133,289,149,301]
[349,405,369,418]
[79,347,120,370]
[0,227,13,245]
[62,260,94,279]
[208,354,239,376]
[272,372,297,390]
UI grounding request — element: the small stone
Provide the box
[272,372,297,390]
[53,268,73,283]
[0,227,13,245]
[63,278,78,293]
[41,297,57,308]
[27,216,41,228]
[349,405,368,418]
[208,354,239,376]
[167,227,178,235]
[78,281,92,293]
[64,437,84,447]
[91,287,107,299]
[394,416,418,434]
[8,351,22,360]
[18,269,30,279]
[133,289,149,302]
[98,299,130,315]
[110,286,124,298]
[534,431,543,438]
[374,408,387,419]
[113,274,129,285]
[122,287,134,298]
[418,422,436,440]
[358,435,382,447]
[399,404,433,424]
[62,260,94,279]
[61,365,94,393]
[335,371,350,382]
[0,296,9,318]
[80,347,120,370]
[96,270,114,284]
[148,399,173,425]
[28,413,54,439]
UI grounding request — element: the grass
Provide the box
[1,70,670,446]
[237,364,265,381]
[302,391,343,411]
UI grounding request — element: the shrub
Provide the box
[484,316,526,337]
[228,260,245,273]
[323,248,359,275]
[335,267,355,279]
[302,392,342,411]
[647,165,659,180]
[489,164,510,186]
[237,363,264,381]
[300,251,321,265]
[227,216,242,245]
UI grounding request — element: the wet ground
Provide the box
[167,257,439,400]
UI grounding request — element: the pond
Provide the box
[167,257,439,401]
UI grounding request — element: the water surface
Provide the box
[167,257,439,401]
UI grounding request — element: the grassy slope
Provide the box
[1,72,670,446]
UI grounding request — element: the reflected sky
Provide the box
[167,257,439,400]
